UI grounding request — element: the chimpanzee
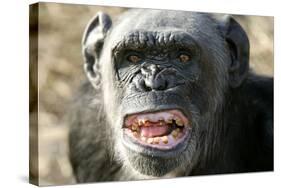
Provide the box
[68,9,273,182]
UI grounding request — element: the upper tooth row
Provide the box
[131,118,185,127]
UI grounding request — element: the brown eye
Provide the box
[127,55,142,63]
[178,54,190,63]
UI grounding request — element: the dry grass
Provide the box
[29,2,273,185]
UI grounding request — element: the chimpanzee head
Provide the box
[82,10,249,176]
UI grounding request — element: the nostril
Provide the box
[137,78,169,92]
[143,83,152,92]
[154,79,168,91]
[158,80,168,90]
[138,80,152,92]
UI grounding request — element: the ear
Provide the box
[218,16,250,88]
[82,12,112,89]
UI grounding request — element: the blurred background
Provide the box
[29,2,273,186]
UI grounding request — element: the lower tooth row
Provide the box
[146,136,168,144]
[153,137,160,144]
[131,123,186,144]
[133,133,172,144]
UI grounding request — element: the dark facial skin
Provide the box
[69,10,273,182]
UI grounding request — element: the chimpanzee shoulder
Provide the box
[227,73,273,171]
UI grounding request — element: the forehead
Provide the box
[108,10,220,48]
[116,10,209,30]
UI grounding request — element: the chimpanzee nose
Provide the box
[137,64,169,91]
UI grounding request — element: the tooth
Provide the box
[142,119,149,126]
[141,136,147,142]
[132,124,138,131]
[167,119,173,124]
[176,119,184,126]
[153,137,160,144]
[132,125,140,132]
[132,131,138,137]
[138,119,143,126]
[147,138,153,144]
[176,128,181,132]
[162,136,168,144]
[159,121,164,126]
[171,130,178,138]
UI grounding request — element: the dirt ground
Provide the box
[29,2,274,186]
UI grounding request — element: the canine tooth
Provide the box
[171,130,178,138]
[132,124,138,131]
[134,123,140,131]
[176,119,184,126]
[153,137,160,144]
[162,136,168,144]
[147,138,153,144]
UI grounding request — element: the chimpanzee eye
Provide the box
[178,54,191,63]
[127,55,142,63]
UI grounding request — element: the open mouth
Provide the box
[123,109,192,150]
